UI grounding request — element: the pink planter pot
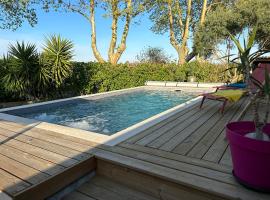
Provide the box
[226,121,270,192]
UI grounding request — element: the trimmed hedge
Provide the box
[0,60,228,102]
[66,61,228,94]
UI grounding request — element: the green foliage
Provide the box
[86,61,227,93]
[195,0,270,57]
[177,61,227,83]
[1,47,228,102]
[43,35,74,87]
[0,0,37,29]
[136,46,171,64]
[0,0,61,30]
[228,26,270,84]
[64,62,99,95]
[0,35,74,101]
[1,42,49,99]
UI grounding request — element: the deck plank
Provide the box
[94,148,270,200]
[0,134,78,168]
[0,144,65,176]
[90,176,158,200]
[0,120,99,148]
[0,154,49,185]
[0,169,31,196]
[183,98,247,158]
[158,102,219,151]
[172,106,228,155]
[203,99,248,163]
[0,122,96,153]
[119,142,231,173]
[125,102,200,144]
[134,102,207,146]
[145,101,218,149]
[63,191,96,200]
[219,146,232,167]
[0,127,90,161]
[0,118,97,200]
[98,145,236,185]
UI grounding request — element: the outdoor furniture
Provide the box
[200,89,247,113]
[200,63,270,113]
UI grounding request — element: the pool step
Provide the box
[95,159,222,200]
[62,175,158,200]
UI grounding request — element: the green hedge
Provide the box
[79,62,227,93]
[0,60,228,102]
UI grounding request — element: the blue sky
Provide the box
[0,7,179,62]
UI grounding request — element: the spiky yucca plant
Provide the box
[43,35,74,88]
[229,27,270,140]
[2,42,50,99]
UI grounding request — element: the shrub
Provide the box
[0,57,228,102]
[1,42,49,100]
[86,61,227,93]
[42,35,74,88]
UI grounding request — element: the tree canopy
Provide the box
[136,46,171,63]
[146,0,230,64]
[194,0,270,58]
[50,0,146,64]
[0,0,37,29]
[1,0,270,65]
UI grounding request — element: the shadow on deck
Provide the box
[0,97,269,200]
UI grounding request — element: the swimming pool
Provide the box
[7,90,194,135]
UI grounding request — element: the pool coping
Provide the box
[0,85,205,146]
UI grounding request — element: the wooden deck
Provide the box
[0,120,97,200]
[1,96,270,200]
[63,175,159,200]
[91,97,270,200]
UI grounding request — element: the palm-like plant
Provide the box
[229,27,270,140]
[228,26,268,84]
[43,35,74,88]
[1,42,50,99]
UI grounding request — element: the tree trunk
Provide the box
[109,0,132,65]
[90,0,105,63]
[108,0,119,64]
[200,0,208,25]
[167,0,192,65]
[178,46,188,64]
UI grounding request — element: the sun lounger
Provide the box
[200,63,270,113]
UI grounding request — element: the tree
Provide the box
[0,0,57,30]
[1,1,145,65]
[194,0,270,59]
[57,0,145,64]
[0,0,36,29]
[136,46,171,63]
[147,0,227,64]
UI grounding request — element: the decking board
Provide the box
[1,94,269,200]
[158,102,220,151]
[186,98,247,159]
[145,101,218,149]
[173,98,247,156]
[135,101,210,146]
[112,97,270,200]
[0,120,96,200]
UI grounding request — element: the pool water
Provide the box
[19,90,194,135]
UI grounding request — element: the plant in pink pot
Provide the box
[226,26,270,191]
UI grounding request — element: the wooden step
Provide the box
[63,175,158,200]
[93,150,270,200]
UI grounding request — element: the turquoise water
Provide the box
[20,90,194,135]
